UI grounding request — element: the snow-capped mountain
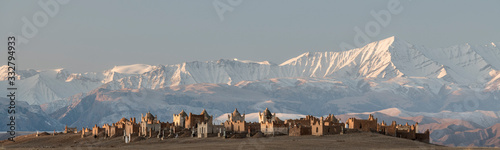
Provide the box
[0,67,102,105]
[2,36,500,106]
[279,37,499,83]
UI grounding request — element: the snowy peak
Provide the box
[366,36,402,51]
[0,65,12,80]
[0,65,39,81]
[217,58,274,65]
[279,36,500,83]
[278,36,411,78]
[53,68,71,80]
[109,64,154,74]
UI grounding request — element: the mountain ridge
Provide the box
[1,36,500,106]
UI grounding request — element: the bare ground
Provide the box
[0,132,493,150]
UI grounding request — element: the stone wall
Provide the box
[289,125,311,136]
[346,114,377,132]
[415,129,430,143]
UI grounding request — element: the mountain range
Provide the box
[1,36,499,147]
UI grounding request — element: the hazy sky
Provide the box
[1,0,499,73]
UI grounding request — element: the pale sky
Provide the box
[1,0,499,73]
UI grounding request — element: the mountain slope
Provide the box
[0,98,63,131]
[0,69,102,105]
